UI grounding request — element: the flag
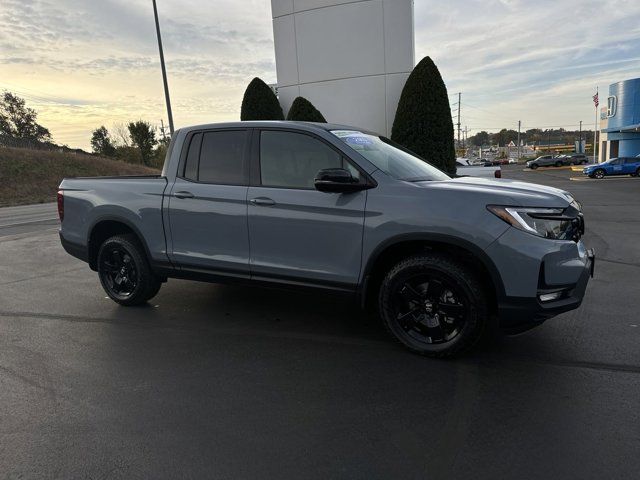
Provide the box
[593,92,599,107]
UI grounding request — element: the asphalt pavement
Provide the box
[0,167,639,479]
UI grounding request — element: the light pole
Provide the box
[152,0,174,134]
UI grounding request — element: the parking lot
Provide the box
[1,166,639,479]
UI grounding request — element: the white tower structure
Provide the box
[271,0,415,136]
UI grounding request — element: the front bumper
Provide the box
[498,248,594,334]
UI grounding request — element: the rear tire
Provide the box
[97,234,162,306]
[555,161,563,167]
[633,167,640,177]
[378,253,488,357]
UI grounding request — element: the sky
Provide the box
[1,0,639,150]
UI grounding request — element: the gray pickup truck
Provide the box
[58,121,594,356]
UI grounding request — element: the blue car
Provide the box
[583,156,640,179]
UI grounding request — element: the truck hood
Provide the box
[415,176,575,207]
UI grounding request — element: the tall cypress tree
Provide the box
[391,56,456,175]
[286,97,327,122]
[240,78,284,121]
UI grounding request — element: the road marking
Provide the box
[0,217,58,228]
[570,176,638,182]
[521,166,574,172]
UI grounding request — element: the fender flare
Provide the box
[361,232,506,300]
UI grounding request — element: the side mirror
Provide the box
[314,168,366,193]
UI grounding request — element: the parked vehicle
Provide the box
[58,121,594,357]
[568,153,588,165]
[526,155,572,169]
[456,158,501,178]
[583,157,640,178]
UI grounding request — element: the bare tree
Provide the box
[111,122,131,147]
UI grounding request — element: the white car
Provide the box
[456,158,502,178]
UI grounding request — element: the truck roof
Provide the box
[177,121,377,136]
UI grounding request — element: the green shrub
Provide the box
[240,78,284,121]
[391,56,456,175]
[286,97,327,122]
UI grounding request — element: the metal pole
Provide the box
[153,0,174,134]
[517,120,521,160]
[457,92,461,149]
[593,87,598,163]
[579,120,582,153]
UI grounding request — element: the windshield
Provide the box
[331,130,451,182]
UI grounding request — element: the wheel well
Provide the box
[88,220,138,270]
[363,240,499,314]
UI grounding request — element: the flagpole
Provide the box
[593,86,598,164]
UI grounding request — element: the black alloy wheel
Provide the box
[100,245,138,300]
[379,254,488,357]
[392,273,468,345]
[97,234,162,305]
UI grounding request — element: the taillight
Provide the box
[57,190,64,222]
[494,169,502,178]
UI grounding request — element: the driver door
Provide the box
[247,129,367,289]
[609,158,623,175]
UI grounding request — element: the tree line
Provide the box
[0,91,52,143]
[468,127,595,147]
[90,121,168,169]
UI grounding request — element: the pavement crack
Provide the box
[597,257,640,268]
[0,266,88,286]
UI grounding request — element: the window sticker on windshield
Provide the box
[345,135,373,146]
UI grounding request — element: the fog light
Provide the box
[539,291,562,302]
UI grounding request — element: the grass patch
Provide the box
[0,146,159,206]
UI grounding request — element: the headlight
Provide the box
[487,205,582,240]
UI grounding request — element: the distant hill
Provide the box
[0,146,159,207]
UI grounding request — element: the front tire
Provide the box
[97,234,162,306]
[530,164,538,170]
[593,169,605,179]
[555,161,563,167]
[378,254,488,357]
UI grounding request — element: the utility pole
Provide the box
[152,0,174,134]
[160,119,167,140]
[579,120,582,153]
[457,92,461,149]
[517,120,521,160]
[593,86,599,163]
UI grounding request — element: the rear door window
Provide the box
[198,130,248,185]
[183,133,202,181]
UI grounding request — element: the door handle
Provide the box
[249,197,275,206]
[174,191,195,199]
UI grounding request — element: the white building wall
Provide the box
[271,0,414,136]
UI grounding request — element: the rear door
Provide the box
[167,129,251,276]
[622,158,638,174]
[247,129,367,289]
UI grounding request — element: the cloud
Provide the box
[1,0,639,147]
[414,0,640,132]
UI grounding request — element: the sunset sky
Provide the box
[1,0,639,150]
